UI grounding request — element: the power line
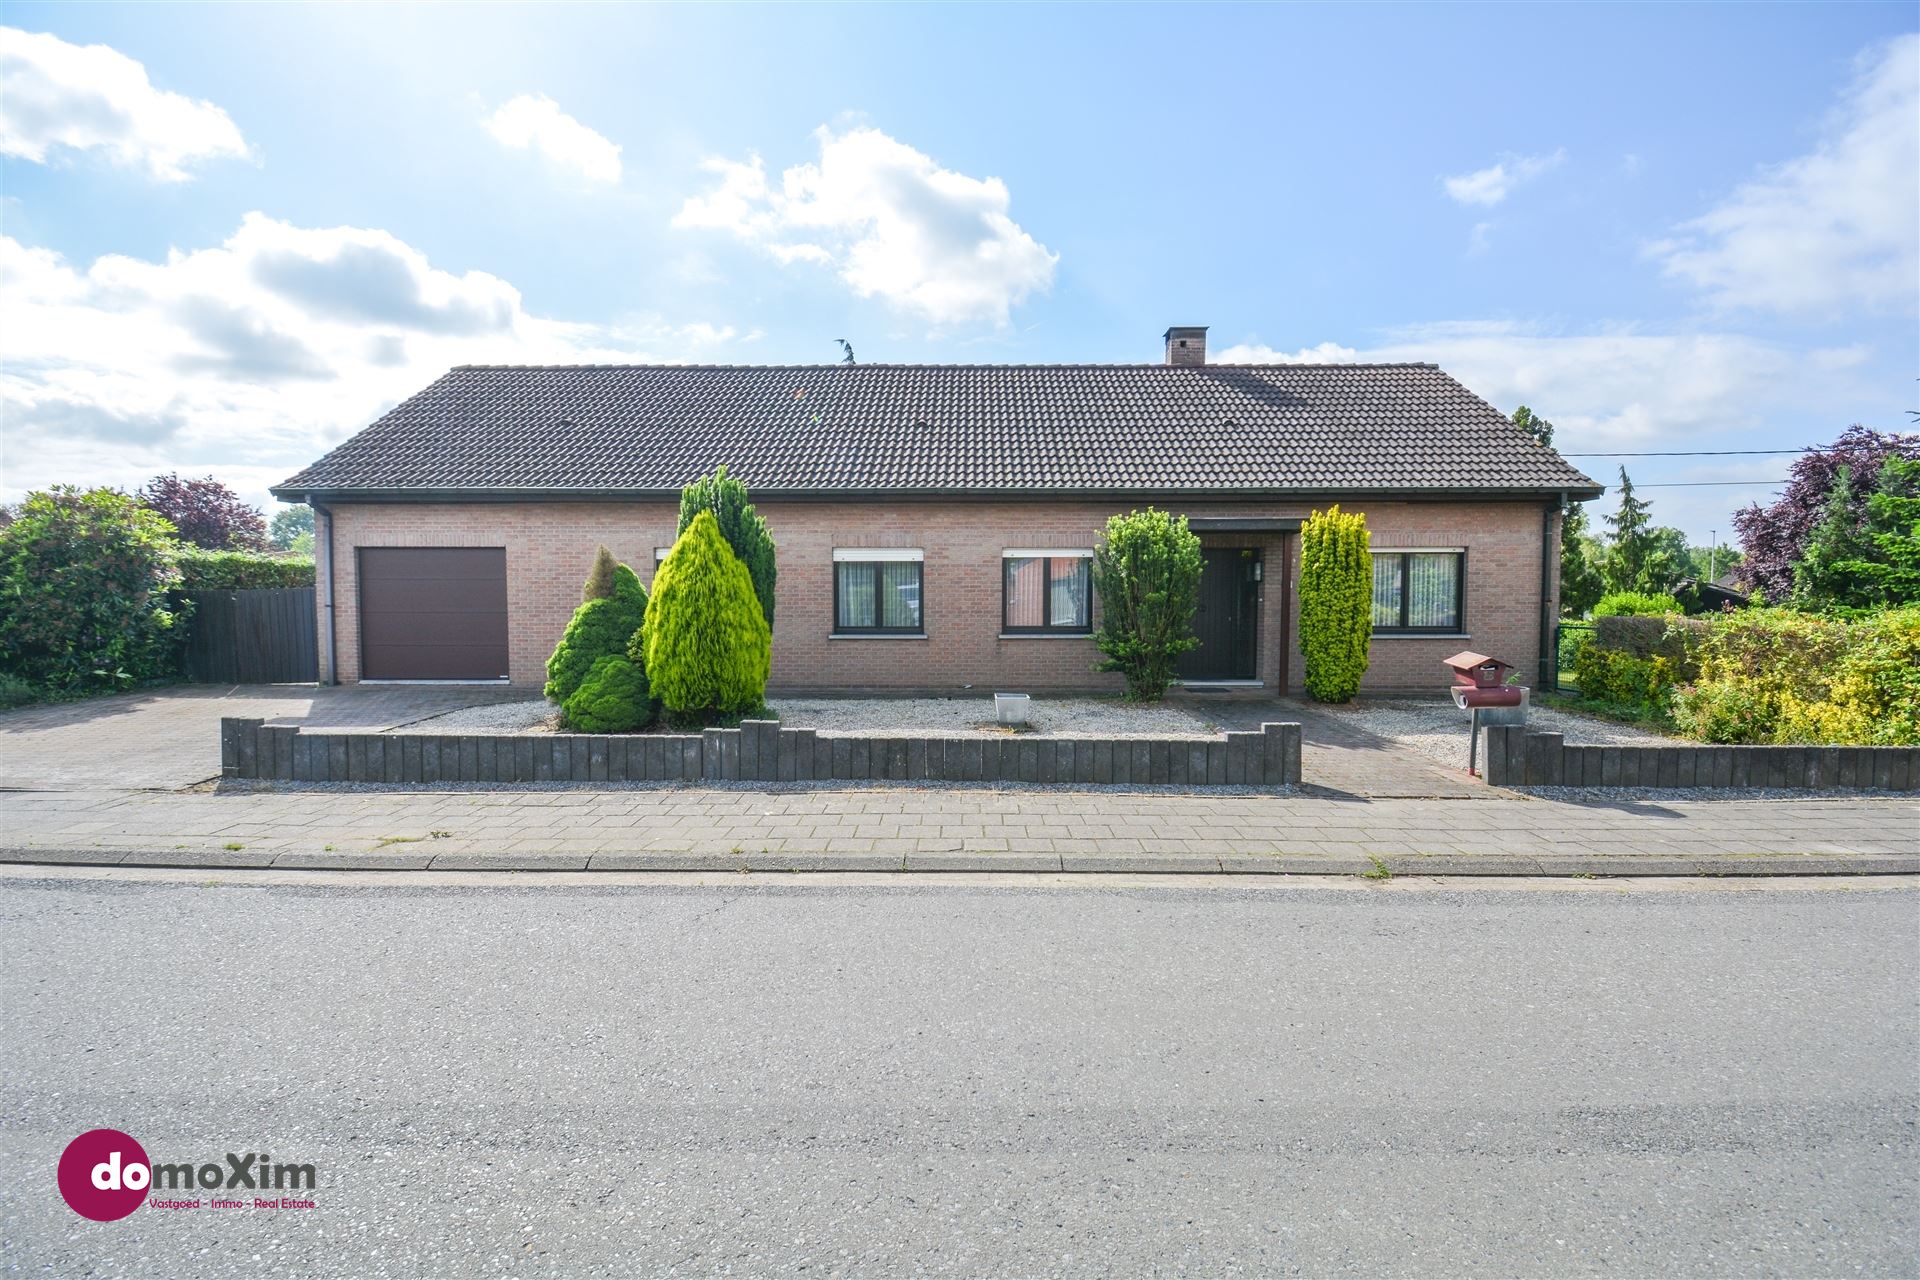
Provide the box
[1563,448,1810,457]
[1631,479,1787,488]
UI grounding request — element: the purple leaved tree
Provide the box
[1732,426,1920,602]
[137,473,268,551]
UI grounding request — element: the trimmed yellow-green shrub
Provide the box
[635,511,771,724]
[1592,591,1681,618]
[1299,505,1372,703]
[1669,606,1920,745]
[677,466,778,629]
[562,655,653,733]
[1571,646,1680,716]
[544,562,647,706]
[1089,507,1204,701]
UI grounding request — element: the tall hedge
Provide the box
[544,562,648,705]
[175,547,315,592]
[0,487,184,691]
[677,466,777,629]
[1090,508,1203,701]
[1299,505,1372,703]
[635,511,770,723]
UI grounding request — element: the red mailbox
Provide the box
[1444,651,1514,690]
[1444,651,1523,709]
[1445,651,1527,776]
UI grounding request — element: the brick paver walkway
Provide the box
[2,785,1912,874]
[0,685,524,790]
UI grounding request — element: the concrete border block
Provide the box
[1525,733,1564,786]
[219,718,243,776]
[1203,741,1225,786]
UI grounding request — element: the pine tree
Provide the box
[1512,405,1555,449]
[545,562,647,705]
[676,466,778,629]
[1603,469,1659,594]
[582,545,618,602]
[636,511,771,722]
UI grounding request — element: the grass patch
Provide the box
[1536,689,1676,734]
[375,834,425,848]
[1361,855,1393,881]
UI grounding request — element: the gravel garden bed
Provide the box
[394,695,1221,738]
[1314,696,1686,772]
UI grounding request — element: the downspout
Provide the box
[1540,494,1564,691]
[310,496,337,686]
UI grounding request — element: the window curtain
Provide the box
[1406,553,1458,629]
[1371,556,1403,628]
[1049,558,1090,628]
[836,563,876,629]
[878,561,920,629]
[1004,557,1044,628]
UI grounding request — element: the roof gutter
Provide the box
[270,483,1609,506]
[1540,493,1564,691]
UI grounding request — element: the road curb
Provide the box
[1,847,1915,878]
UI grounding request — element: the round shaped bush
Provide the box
[563,655,653,733]
[635,511,770,722]
[545,563,647,705]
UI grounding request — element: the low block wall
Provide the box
[1483,726,1919,791]
[220,718,1304,788]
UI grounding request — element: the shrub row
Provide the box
[1571,605,1920,746]
[176,547,315,592]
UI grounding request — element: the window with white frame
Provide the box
[1371,549,1465,634]
[1002,550,1092,633]
[833,549,924,634]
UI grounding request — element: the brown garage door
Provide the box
[358,548,509,680]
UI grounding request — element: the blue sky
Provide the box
[2,3,1914,541]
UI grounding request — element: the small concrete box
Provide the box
[994,693,1031,727]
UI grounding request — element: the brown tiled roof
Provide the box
[273,362,1601,499]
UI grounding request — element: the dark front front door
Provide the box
[1177,548,1259,681]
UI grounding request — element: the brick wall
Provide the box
[322,497,1556,694]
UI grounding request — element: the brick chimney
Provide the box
[1163,325,1208,366]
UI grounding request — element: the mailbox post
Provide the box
[1443,651,1528,776]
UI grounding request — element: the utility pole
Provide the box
[1708,530,1716,583]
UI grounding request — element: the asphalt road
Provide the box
[2,872,1915,1277]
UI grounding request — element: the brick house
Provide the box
[272,327,1601,694]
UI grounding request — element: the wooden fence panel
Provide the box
[186,589,318,684]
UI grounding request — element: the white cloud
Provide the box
[1441,148,1565,206]
[482,93,622,185]
[674,126,1057,326]
[0,215,738,505]
[1216,322,1883,536]
[0,26,249,181]
[1214,321,1870,448]
[1650,34,1919,315]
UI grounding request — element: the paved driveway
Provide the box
[1199,695,1484,798]
[0,685,526,791]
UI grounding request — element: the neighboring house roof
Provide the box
[273,362,1602,501]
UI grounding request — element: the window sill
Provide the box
[1371,632,1471,640]
[998,632,1093,640]
[829,632,929,640]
